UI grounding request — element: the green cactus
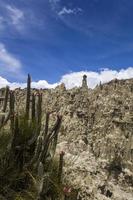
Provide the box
[9,91,15,134]
[0,86,9,127]
[36,92,42,133]
[11,114,19,151]
[31,93,36,122]
[2,86,9,113]
[41,115,62,164]
[29,135,43,167]
[0,74,65,200]
[44,112,50,139]
[58,151,65,184]
[50,116,62,158]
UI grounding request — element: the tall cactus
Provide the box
[9,91,15,134]
[41,115,62,163]
[58,151,65,184]
[26,74,31,119]
[11,114,19,151]
[0,86,10,128]
[0,74,65,200]
[2,86,9,113]
[50,115,62,158]
[31,93,36,122]
[36,92,42,133]
[44,112,50,140]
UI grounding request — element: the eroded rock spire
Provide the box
[82,74,88,89]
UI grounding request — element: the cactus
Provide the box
[44,112,50,139]
[25,74,31,119]
[37,173,50,200]
[36,92,42,133]
[28,135,43,167]
[0,74,65,200]
[11,114,19,152]
[2,86,9,113]
[9,91,15,134]
[58,151,65,184]
[50,115,62,158]
[31,93,36,122]
[0,86,9,127]
[41,115,62,164]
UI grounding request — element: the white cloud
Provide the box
[0,79,58,90]
[58,7,82,16]
[0,67,133,89]
[0,43,22,73]
[6,5,24,29]
[60,68,133,89]
[0,76,10,88]
[0,43,24,80]
[31,80,58,89]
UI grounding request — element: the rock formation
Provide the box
[0,75,133,199]
[82,74,88,89]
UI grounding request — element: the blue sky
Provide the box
[0,0,133,88]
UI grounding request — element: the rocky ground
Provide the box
[1,77,133,199]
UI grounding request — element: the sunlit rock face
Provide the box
[0,77,133,200]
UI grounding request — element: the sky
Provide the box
[0,0,133,89]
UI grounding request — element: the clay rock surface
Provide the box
[0,78,133,199]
